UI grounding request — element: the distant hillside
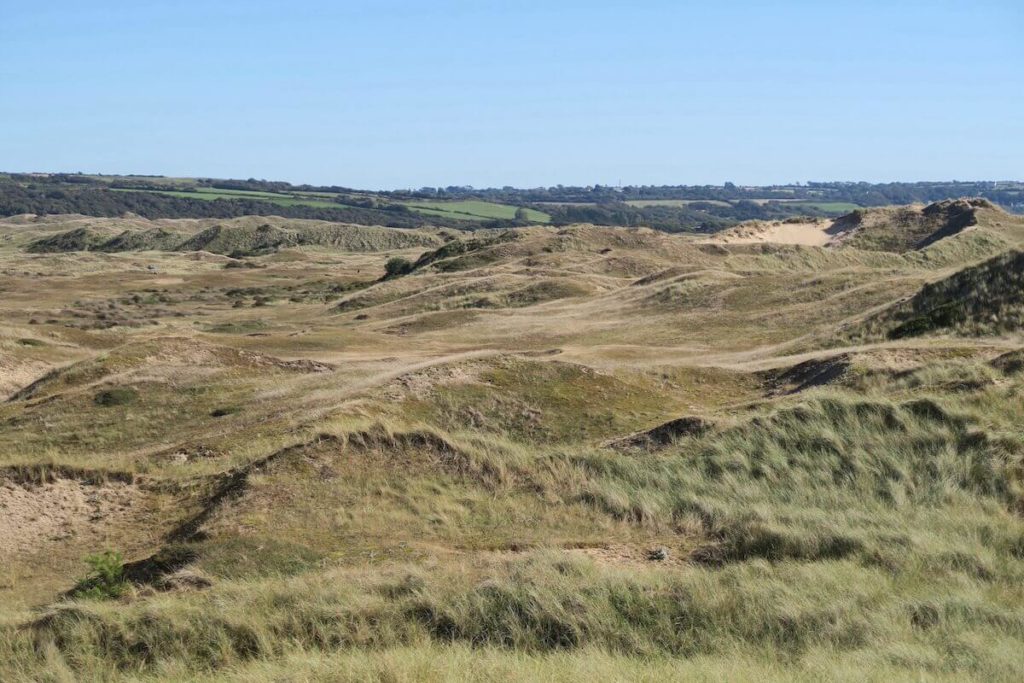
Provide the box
[3,173,1021,233]
[101,227,189,252]
[25,219,442,256]
[0,179,476,230]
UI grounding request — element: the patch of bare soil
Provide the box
[478,542,696,569]
[0,475,149,561]
[0,354,53,400]
[566,543,692,568]
[149,338,335,374]
[380,362,483,400]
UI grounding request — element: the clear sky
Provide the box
[1,1,1021,189]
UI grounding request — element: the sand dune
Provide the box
[708,219,836,246]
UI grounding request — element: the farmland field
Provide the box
[403,199,550,222]
[784,201,863,213]
[625,199,732,207]
[107,188,553,224]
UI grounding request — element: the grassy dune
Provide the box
[403,200,551,223]
[1,201,1024,680]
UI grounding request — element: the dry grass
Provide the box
[2,203,1024,680]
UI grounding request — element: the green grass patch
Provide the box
[202,319,269,334]
[624,199,732,207]
[785,201,862,213]
[112,188,343,209]
[404,200,550,223]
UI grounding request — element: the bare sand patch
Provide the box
[709,219,837,246]
[0,355,53,400]
[0,476,145,561]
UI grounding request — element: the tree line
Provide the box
[0,180,500,230]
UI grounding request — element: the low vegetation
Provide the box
[2,198,1024,680]
[5,174,1020,233]
[70,550,128,600]
[855,249,1024,339]
[26,219,443,257]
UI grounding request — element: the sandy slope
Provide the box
[707,219,837,246]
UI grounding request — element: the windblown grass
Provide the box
[4,208,1024,681]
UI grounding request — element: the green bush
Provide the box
[72,551,127,600]
[384,257,414,278]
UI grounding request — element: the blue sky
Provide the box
[1,1,1021,188]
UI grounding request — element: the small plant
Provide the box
[94,387,138,406]
[73,550,127,600]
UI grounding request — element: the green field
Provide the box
[112,187,343,209]
[83,174,198,187]
[783,201,862,213]
[109,188,550,223]
[625,199,861,214]
[404,200,550,223]
[625,199,732,207]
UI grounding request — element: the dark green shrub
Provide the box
[210,406,240,418]
[384,257,414,278]
[93,387,138,406]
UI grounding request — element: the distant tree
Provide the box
[514,207,529,222]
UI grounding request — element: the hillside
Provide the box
[709,198,1010,252]
[5,174,1022,235]
[854,249,1024,339]
[830,198,993,251]
[20,216,444,256]
[2,200,1024,681]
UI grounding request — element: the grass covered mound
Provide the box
[25,220,442,256]
[832,198,993,253]
[25,226,114,253]
[857,250,1024,339]
[5,382,1024,681]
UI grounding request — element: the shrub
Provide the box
[210,406,240,418]
[384,257,414,278]
[93,387,138,406]
[72,550,127,600]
